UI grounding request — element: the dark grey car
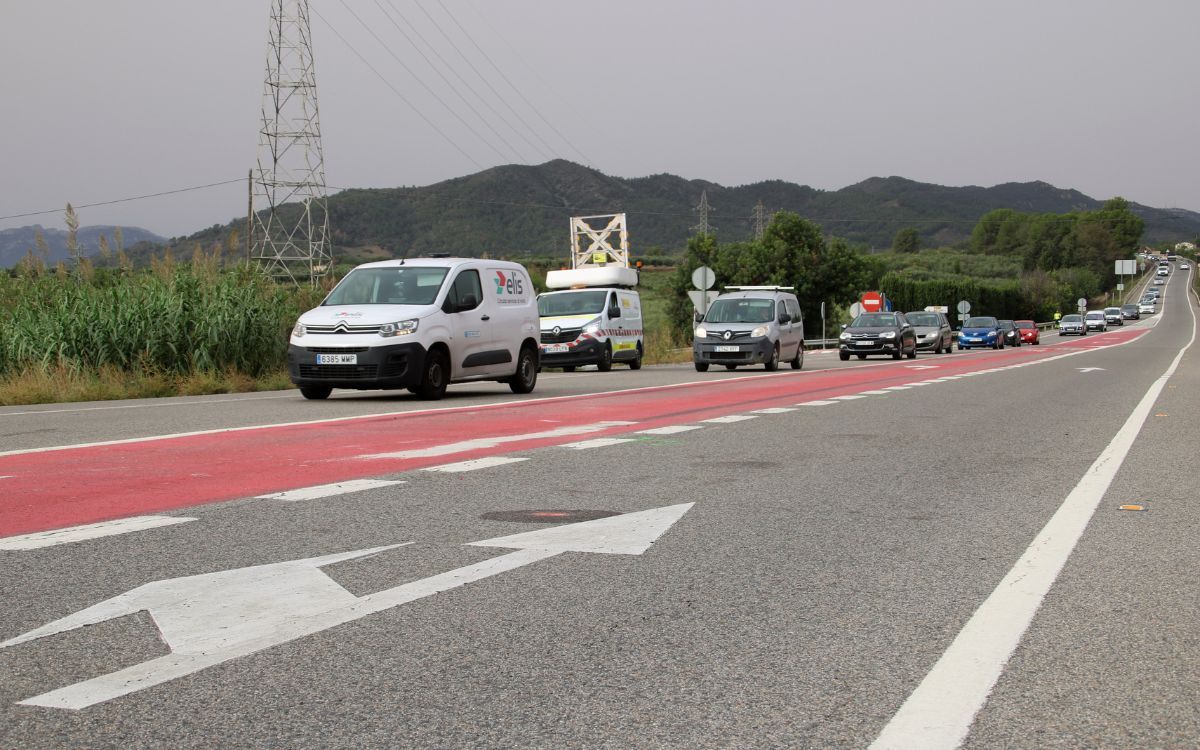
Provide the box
[905,311,954,353]
[838,311,918,360]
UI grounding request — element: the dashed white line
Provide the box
[798,400,838,406]
[423,457,528,473]
[859,390,890,395]
[638,425,703,435]
[881,386,912,391]
[831,395,867,401]
[559,437,638,450]
[0,516,196,551]
[701,415,759,423]
[358,421,636,460]
[751,407,797,414]
[257,479,406,501]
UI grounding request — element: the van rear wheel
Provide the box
[300,385,332,400]
[508,345,538,394]
[415,349,449,400]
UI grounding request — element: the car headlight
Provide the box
[751,325,769,338]
[695,326,708,338]
[880,331,896,339]
[584,318,601,335]
[987,330,997,338]
[379,319,419,338]
[839,332,851,340]
[291,321,306,338]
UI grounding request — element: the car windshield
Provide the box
[1062,315,1082,322]
[324,267,448,306]
[999,320,1015,330]
[1121,306,1137,311]
[703,298,775,324]
[538,290,608,316]
[1015,321,1035,329]
[964,317,998,327]
[906,312,939,326]
[851,313,898,327]
[1105,308,1120,314]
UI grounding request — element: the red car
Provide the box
[1015,320,1040,345]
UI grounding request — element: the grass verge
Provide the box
[0,365,294,406]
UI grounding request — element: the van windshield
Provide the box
[324,267,448,306]
[538,290,608,316]
[703,298,774,324]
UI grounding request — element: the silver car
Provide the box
[1058,314,1087,336]
[905,311,955,353]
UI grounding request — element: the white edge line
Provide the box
[257,479,405,502]
[559,437,638,450]
[637,425,703,435]
[701,415,759,423]
[869,270,1196,750]
[423,456,528,473]
[0,516,196,551]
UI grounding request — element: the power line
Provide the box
[368,0,527,163]
[431,0,596,167]
[0,179,244,222]
[309,5,483,169]
[336,0,515,163]
[380,0,553,162]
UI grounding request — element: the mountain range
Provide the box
[0,225,164,268]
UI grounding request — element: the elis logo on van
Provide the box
[494,271,524,296]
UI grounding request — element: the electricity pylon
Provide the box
[251,0,332,284]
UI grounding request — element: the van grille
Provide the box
[306,347,369,354]
[305,324,383,335]
[705,330,752,340]
[299,364,379,380]
[541,327,582,344]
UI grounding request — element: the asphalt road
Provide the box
[1,270,1196,749]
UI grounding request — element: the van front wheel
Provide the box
[596,343,613,372]
[415,349,449,400]
[300,385,332,400]
[508,346,538,394]
[629,342,643,370]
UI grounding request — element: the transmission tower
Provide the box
[251,0,332,284]
[692,190,716,237]
[751,200,767,241]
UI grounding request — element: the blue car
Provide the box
[958,316,1004,350]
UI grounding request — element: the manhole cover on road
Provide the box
[481,509,621,524]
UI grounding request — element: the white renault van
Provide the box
[288,258,540,400]
[537,287,643,371]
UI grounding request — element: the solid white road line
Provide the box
[701,415,758,423]
[257,479,405,502]
[870,281,1197,750]
[0,516,196,551]
[881,386,912,391]
[358,421,636,460]
[637,425,703,435]
[559,437,638,450]
[423,457,528,473]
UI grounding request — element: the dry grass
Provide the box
[0,364,294,406]
[644,327,693,365]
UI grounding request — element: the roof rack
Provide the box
[725,285,795,291]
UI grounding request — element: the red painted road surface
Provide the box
[0,329,1145,537]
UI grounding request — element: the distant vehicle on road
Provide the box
[838,311,918,360]
[1154,277,1166,285]
[905,311,954,353]
[1059,314,1087,336]
[1104,307,1123,326]
[694,287,804,372]
[1084,311,1107,331]
[998,320,1022,347]
[1139,301,1156,315]
[1014,320,1040,345]
[1120,304,1140,320]
[1182,263,1190,269]
[958,316,1004,350]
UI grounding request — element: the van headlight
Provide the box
[695,326,708,338]
[584,318,601,335]
[291,322,306,338]
[751,325,768,338]
[379,319,419,338]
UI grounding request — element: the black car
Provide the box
[838,311,918,360]
[998,319,1021,347]
[1120,304,1140,320]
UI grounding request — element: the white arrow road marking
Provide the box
[356,421,636,460]
[0,516,197,551]
[1,503,693,710]
[257,479,405,502]
[1077,367,1105,373]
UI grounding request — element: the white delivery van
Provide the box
[538,283,643,371]
[288,257,540,400]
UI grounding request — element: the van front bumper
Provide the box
[288,342,426,390]
[539,338,605,367]
[694,337,774,365]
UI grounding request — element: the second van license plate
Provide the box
[714,345,739,352]
[317,354,357,365]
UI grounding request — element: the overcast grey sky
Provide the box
[1,0,1196,237]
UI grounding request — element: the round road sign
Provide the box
[691,266,716,290]
[849,302,863,318]
[956,300,971,315]
[1077,297,1087,309]
[861,291,884,313]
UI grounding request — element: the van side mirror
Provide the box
[609,305,621,319]
[694,311,704,323]
[840,323,848,330]
[778,313,791,324]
